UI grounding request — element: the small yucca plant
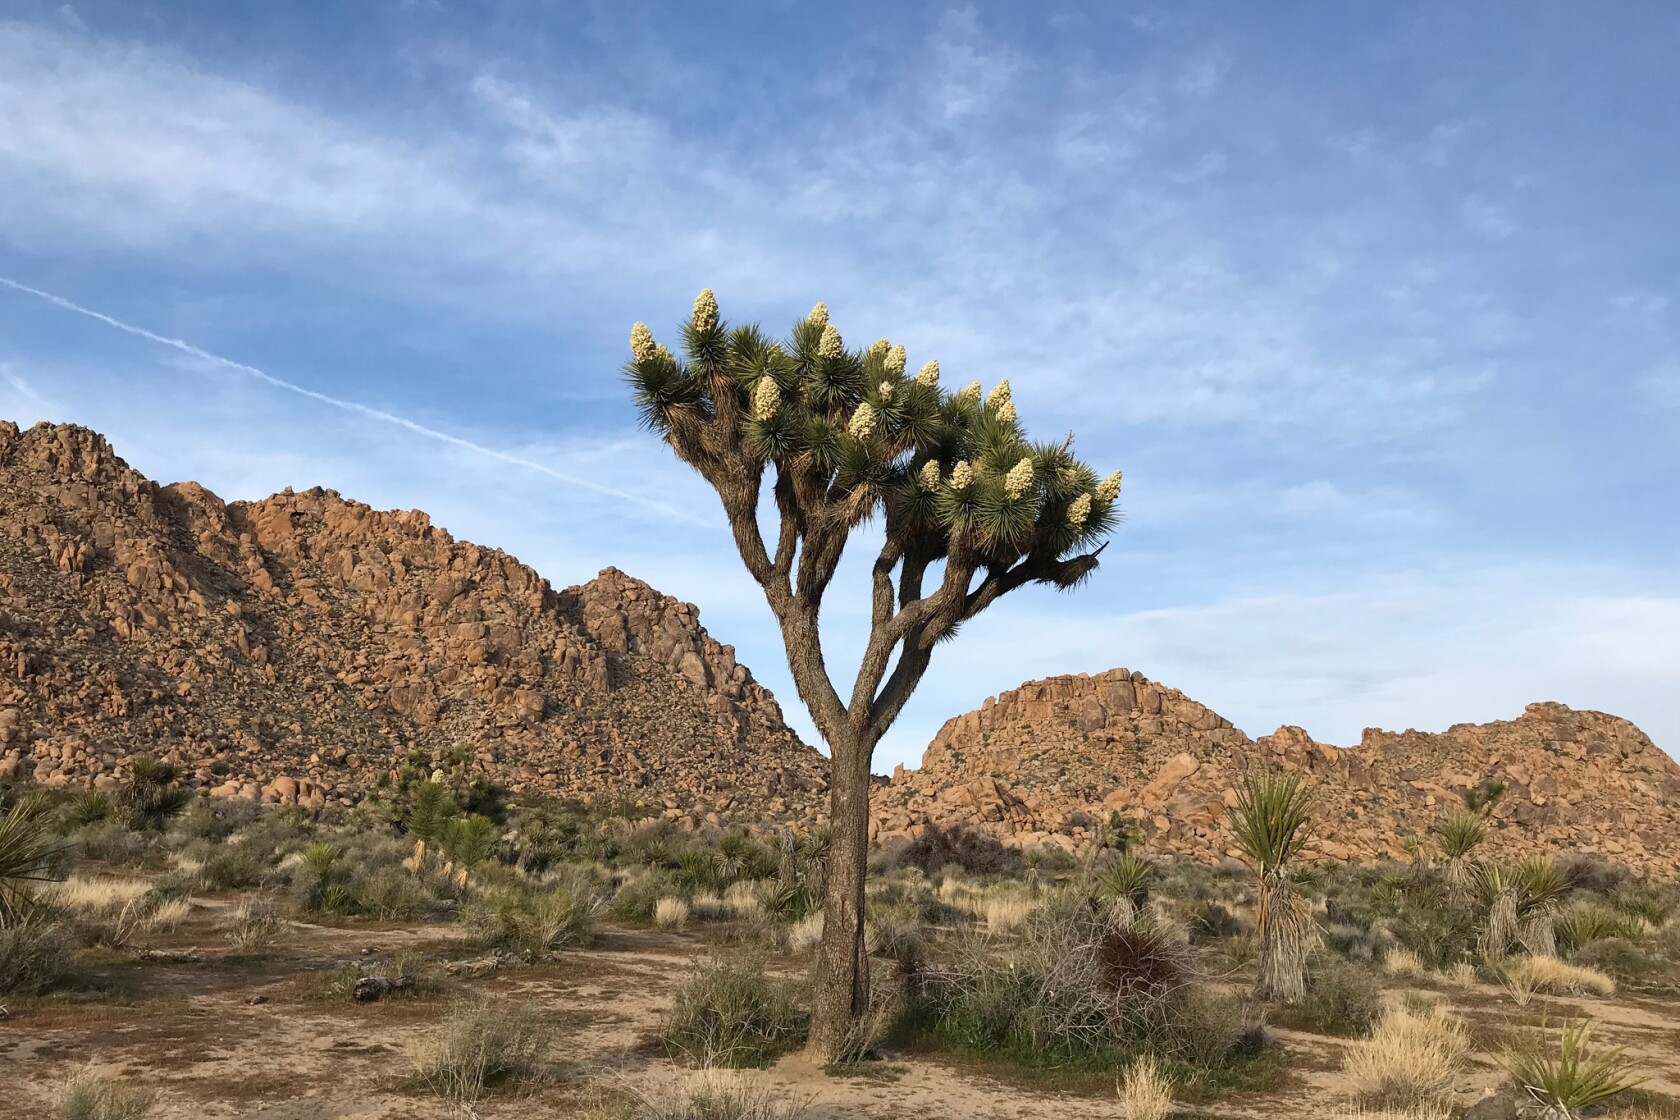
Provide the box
[1430,810,1486,895]
[0,792,66,927]
[1227,770,1318,1002]
[1094,851,1154,924]
[1504,1019,1646,1118]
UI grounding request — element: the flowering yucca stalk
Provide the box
[623,292,1123,1058]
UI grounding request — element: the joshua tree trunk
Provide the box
[808,727,875,1058]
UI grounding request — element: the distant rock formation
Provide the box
[872,667,1680,875]
[0,421,827,817]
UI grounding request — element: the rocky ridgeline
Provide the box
[0,421,827,817]
[872,667,1680,875]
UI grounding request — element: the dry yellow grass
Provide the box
[143,897,194,933]
[1502,955,1616,997]
[1343,1004,1470,1116]
[690,891,727,921]
[723,881,764,919]
[789,910,824,953]
[1445,962,1478,988]
[47,876,152,914]
[1117,1057,1174,1120]
[653,897,690,930]
[1382,947,1427,980]
[983,895,1032,933]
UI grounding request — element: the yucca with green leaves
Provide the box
[625,293,1120,1054]
[1504,1019,1646,1118]
[403,779,456,869]
[1478,856,1567,960]
[1,792,67,926]
[1226,770,1318,1002]
[1094,851,1154,924]
[1429,810,1486,895]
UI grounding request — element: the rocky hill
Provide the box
[0,421,827,816]
[872,667,1680,875]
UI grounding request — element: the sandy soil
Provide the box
[4,896,1678,1119]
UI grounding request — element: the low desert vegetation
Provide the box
[413,997,549,1108]
[3,759,1677,1117]
[55,1066,158,1120]
[1342,1004,1471,1116]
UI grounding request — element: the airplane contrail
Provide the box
[0,274,698,523]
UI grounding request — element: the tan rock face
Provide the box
[0,421,827,815]
[871,667,1680,875]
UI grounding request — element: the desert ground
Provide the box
[4,788,1680,1120]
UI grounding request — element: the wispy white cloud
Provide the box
[0,275,700,523]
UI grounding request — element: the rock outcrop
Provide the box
[0,421,827,815]
[872,667,1680,875]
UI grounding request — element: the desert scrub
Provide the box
[460,879,603,956]
[0,916,68,995]
[56,1065,158,1119]
[913,898,1236,1074]
[584,1066,811,1120]
[612,868,685,924]
[1503,1019,1646,1118]
[1342,1004,1470,1116]
[1292,956,1385,1037]
[1117,1056,1175,1120]
[654,896,691,929]
[1500,954,1616,997]
[660,956,805,1067]
[219,894,285,952]
[415,997,548,1108]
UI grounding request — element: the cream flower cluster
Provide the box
[955,381,981,406]
[887,345,908,376]
[808,302,829,327]
[818,324,844,360]
[878,380,895,402]
[692,289,718,333]
[917,359,939,387]
[752,376,781,420]
[986,380,1012,409]
[1004,456,1035,500]
[1067,492,1092,527]
[996,401,1018,424]
[950,460,975,491]
[868,338,891,359]
[630,322,657,362]
[848,401,878,438]
[1096,470,1123,502]
[918,460,941,491]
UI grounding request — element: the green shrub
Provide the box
[1556,901,1644,952]
[1503,1019,1646,1117]
[885,824,1023,877]
[611,868,683,924]
[0,917,67,995]
[68,821,152,866]
[198,844,271,891]
[1571,937,1669,990]
[460,879,603,956]
[1295,956,1384,1037]
[660,956,805,1067]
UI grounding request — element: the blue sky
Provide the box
[2,1,1676,770]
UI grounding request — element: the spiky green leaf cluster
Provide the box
[624,296,1121,583]
[1227,770,1316,875]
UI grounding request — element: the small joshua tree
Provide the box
[624,292,1121,1054]
[1430,809,1486,896]
[1227,769,1318,1002]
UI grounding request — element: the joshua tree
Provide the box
[1477,855,1566,961]
[623,292,1120,1055]
[1227,769,1318,1002]
[1430,809,1487,895]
